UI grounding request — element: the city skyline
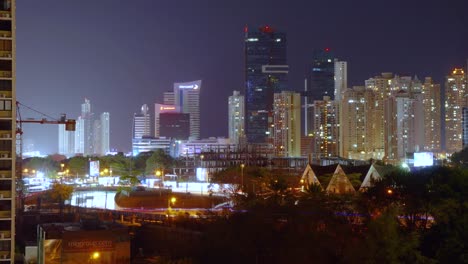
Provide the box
[15,0,468,154]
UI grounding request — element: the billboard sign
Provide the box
[89,160,100,177]
[414,152,434,167]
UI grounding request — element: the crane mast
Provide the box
[15,101,76,212]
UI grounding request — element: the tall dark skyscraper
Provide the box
[244,25,288,143]
[308,48,335,100]
[303,48,335,135]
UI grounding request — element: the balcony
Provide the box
[0,152,9,160]
[0,71,10,79]
[0,111,10,119]
[0,211,10,218]
[0,171,10,179]
[0,191,10,199]
[0,51,10,60]
[0,251,9,260]
[0,132,9,140]
[0,31,9,39]
[0,11,10,20]
[0,230,9,239]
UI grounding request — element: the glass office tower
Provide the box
[244,25,288,143]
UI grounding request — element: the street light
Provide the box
[168,197,176,209]
[240,163,245,191]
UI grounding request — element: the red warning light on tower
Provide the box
[325,47,331,52]
[260,25,274,33]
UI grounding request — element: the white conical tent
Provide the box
[359,164,383,191]
[325,164,356,194]
[300,164,323,190]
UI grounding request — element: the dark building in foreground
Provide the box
[37,220,130,264]
[244,25,288,144]
[159,112,190,140]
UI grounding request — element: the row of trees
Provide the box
[22,149,176,181]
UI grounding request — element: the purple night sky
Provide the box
[15,0,468,154]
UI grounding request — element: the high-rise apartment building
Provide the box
[445,68,467,154]
[173,80,201,140]
[0,0,15,259]
[365,72,394,158]
[422,77,441,152]
[384,90,424,163]
[311,96,339,159]
[340,86,378,160]
[334,60,347,101]
[228,91,244,145]
[133,104,150,139]
[462,108,468,148]
[74,116,84,154]
[273,91,301,157]
[58,124,75,157]
[67,99,109,156]
[80,98,94,156]
[99,112,110,155]
[244,25,288,143]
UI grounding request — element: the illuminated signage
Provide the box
[178,84,199,89]
[160,106,176,111]
[63,240,114,252]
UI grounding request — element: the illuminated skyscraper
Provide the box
[244,25,288,143]
[334,60,347,101]
[273,91,301,157]
[445,68,466,154]
[0,0,16,259]
[173,80,201,140]
[99,112,110,155]
[365,72,394,158]
[340,86,377,160]
[80,98,94,156]
[228,91,245,145]
[58,124,75,157]
[311,96,339,159]
[72,99,109,156]
[308,48,335,100]
[422,77,441,152]
[133,104,151,139]
[384,90,424,163]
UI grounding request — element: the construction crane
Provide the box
[15,101,76,211]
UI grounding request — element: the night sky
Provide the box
[16,0,468,154]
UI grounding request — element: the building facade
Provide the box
[445,68,466,154]
[334,60,347,101]
[228,90,245,145]
[422,77,441,152]
[244,25,288,143]
[273,91,301,157]
[340,86,378,160]
[173,80,201,140]
[99,112,110,155]
[159,112,190,140]
[133,104,150,139]
[154,104,180,138]
[58,124,75,157]
[311,96,339,159]
[0,0,15,260]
